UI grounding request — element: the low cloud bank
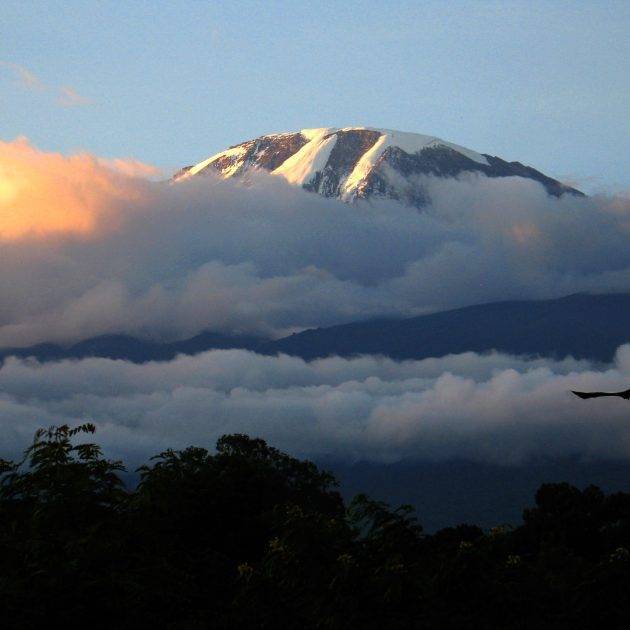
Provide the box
[2,347,630,465]
[1,138,629,347]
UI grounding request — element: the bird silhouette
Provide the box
[572,388,630,400]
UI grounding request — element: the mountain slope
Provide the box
[0,332,267,364]
[1,294,627,365]
[175,127,583,207]
[263,293,630,362]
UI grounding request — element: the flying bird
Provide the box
[572,388,630,400]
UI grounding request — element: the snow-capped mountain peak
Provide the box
[175,127,582,206]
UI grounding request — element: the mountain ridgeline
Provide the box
[174,127,583,208]
[2,293,628,365]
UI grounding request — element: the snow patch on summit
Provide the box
[273,129,337,187]
[337,128,489,200]
[187,145,247,178]
[363,128,489,166]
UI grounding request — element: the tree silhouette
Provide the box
[1,424,630,628]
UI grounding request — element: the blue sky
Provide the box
[1,0,628,192]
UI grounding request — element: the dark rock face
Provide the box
[207,151,246,175]
[198,132,308,177]
[304,129,381,197]
[172,165,194,179]
[482,154,582,197]
[357,144,584,205]
[385,145,481,178]
[251,133,308,171]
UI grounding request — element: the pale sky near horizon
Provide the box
[1,0,628,193]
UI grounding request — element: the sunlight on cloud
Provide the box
[98,157,162,179]
[0,139,629,466]
[0,139,628,348]
[0,138,153,239]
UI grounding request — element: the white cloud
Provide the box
[1,346,629,466]
[2,140,630,468]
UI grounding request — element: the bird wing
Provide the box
[572,390,612,399]
[572,389,630,400]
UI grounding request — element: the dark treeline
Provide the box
[2,425,630,629]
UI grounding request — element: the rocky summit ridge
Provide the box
[175,127,582,207]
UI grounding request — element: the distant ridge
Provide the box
[265,293,630,362]
[1,293,628,365]
[0,332,266,364]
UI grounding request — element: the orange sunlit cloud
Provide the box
[510,222,542,246]
[98,157,162,179]
[0,137,154,240]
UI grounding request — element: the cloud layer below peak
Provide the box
[0,138,629,349]
[2,347,630,465]
[1,140,630,466]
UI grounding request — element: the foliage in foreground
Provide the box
[2,425,630,629]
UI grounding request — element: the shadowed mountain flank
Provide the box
[265,293,629,362]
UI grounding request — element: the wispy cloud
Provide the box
[57,85,93,108]
[97,157,162,179]
[1,60,93,107]
[0,61,44,90]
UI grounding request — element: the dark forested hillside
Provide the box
[2,425,630,629]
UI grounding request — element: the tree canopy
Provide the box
[1,424,630,628]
